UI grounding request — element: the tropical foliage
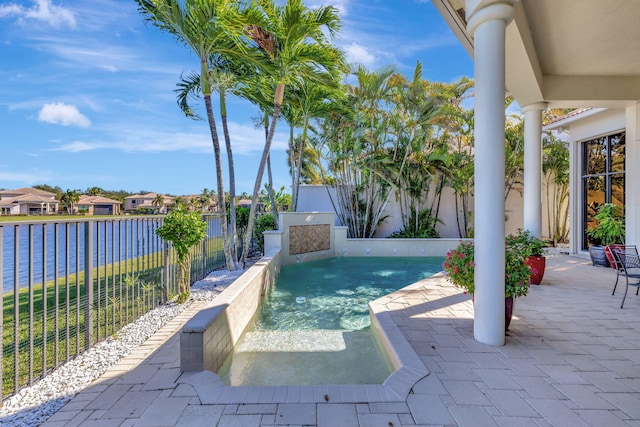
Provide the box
[542,132,570,244]
[131,0,569,256]
[586,203,625,246]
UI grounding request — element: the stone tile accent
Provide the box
[289,224,330,255]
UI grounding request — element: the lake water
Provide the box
[1,217,221,293]
[1,220,158,293]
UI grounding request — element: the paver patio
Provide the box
[41,253,640,426]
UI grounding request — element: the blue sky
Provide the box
[0,0,473,196]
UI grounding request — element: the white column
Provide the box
[522,102,546,238]
[467,1,515,346]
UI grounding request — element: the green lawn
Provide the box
[1,237,224,399]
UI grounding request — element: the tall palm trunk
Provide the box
[264,113,278,228]
[267,154,278,225]
[204,93,233,271]
[289,123,297,211]
[242,83,285,266]
[292,118,308,211]
[220,89,239,269]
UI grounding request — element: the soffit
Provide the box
[432,0,640,108]
[524,0,640,77]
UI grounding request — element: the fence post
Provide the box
[163,241,169,302]
[84,221,94,349]
[201,238,207,279]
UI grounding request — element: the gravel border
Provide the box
[0,265,251,426]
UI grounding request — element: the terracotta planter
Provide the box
[525,255,546,285]
[604,244,625,269]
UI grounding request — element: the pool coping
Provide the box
[176,259,440,404]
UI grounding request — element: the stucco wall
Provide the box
[297,184,546,239]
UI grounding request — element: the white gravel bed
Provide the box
[0,265,250,427]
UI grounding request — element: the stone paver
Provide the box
[41,254,640,426]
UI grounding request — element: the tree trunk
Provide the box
[293,120,309,211]
[267,154,278,228]
[220,90,239,270]
[178,254,191,296]
[203,93,233,271]
[241,83,285,267]
[289,122,297,211]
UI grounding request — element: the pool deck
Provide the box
[42,253,640,426]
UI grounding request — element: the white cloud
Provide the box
[50,121,288,155]
[0,5,21,18]
[38,103,91,127]
[0,0,76,28]
[54,141,94,152]
[343,42,376,67]
[307,0,349,17]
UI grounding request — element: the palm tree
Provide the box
[86,186,103,196]
[135,0,254,271]
[543,132,570,244]
[175,52,264,264]
[61,189,80,215]
[240,0,346,265]
[152,193,165,213]
[320,64,398,238]
[235,74,280,226]
[281,79,343,211]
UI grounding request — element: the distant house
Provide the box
[236,199,266,213]
[124,193,173,214]
[77,195,122,215]
[0,187,60,215]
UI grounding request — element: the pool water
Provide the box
[219,256,442,386]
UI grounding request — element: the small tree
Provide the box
[156,207,208,303]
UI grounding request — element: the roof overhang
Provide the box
[431,0,640,109]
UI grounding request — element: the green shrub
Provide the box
[586,203,625,246]
[389,208,440,238]
[254,214,277,253]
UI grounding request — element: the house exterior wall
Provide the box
[0,205,20,215]
[549,106,624,257]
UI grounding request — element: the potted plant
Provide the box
[442,236,531,330]
[586,203,625,267]
[506,229,546,285]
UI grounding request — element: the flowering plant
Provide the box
[505,229,545,257]
[442,241,476,294]
[443,237,531,298]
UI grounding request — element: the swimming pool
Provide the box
[219,256,442,386]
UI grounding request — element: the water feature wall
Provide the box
[181,248,282,372]
[264,212,465,266]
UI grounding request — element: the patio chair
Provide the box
[606,245,638,295]
[610,247,640,308]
